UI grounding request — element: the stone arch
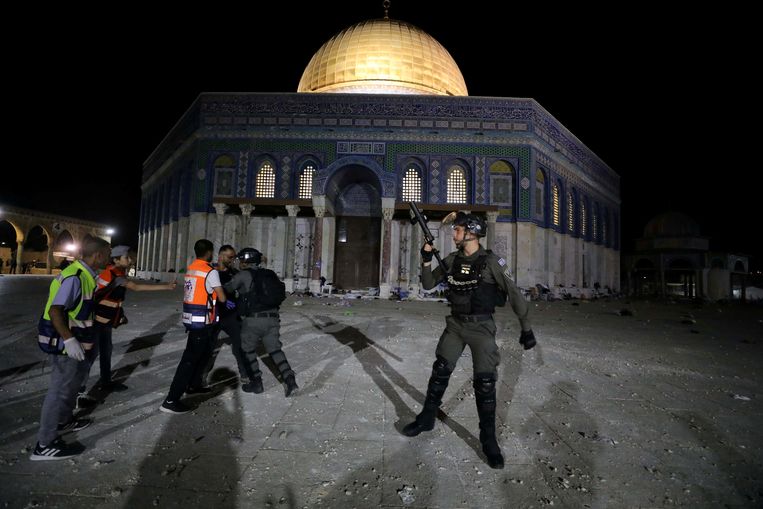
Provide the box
[317,156,393,198]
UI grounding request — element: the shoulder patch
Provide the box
[497,257,506,267]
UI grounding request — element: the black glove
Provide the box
[420,244,434,263]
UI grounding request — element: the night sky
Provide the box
[2,3,758,267]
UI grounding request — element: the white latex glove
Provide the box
[63,337,85,361]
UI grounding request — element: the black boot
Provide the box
[519,329,537,350]
[474,375,505,469]
[284,375,298,397]
[242,377,264,394]
[402,356,452,437]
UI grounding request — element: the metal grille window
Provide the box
[299,164,315,199]
[567,192,574,232]
[552,184,560,227]
[256,162,275,198]
[582,201,587,236]
[593,209,598,241]
[402,167,422,202]
[447,166,467,204]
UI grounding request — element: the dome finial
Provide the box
[383,0,390,20]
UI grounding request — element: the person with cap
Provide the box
[402,211,537,470]
[160,239,231,413]
[31,235,112,460]
[224,247,298,397]
[79,245,176,397]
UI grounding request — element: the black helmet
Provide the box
[237,248,262,265]
[453,212,487,237]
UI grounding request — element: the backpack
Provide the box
[239,268,286,317]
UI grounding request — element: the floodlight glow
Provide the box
[66,243,77,252]
[106,228,115,235]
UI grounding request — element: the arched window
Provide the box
[298,163,315,199]
[447,166,467,204]
[255,162,275,198]
[567,191,575,232]
[213,154,236,197]
[552,184,560,227]
[489,161,514,215]
[603,209,608,246]
[535,168,545,221]
[402,166,422,202]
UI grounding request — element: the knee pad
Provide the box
[432,355,453,377]
[473,374,496,397]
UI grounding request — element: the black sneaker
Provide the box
[159,400,191,414]
[57,418,92,433]
[97,380,128,392]
[242,378,264,394]
[185,386,213,395]
[30,438,85,461]
[76,394,97,409]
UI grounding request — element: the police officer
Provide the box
[224,248,298,397]
[402,212,537,469]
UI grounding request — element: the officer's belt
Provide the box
[452,314,492,322]
[252,312,279,318]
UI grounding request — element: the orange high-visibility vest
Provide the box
[94,265,127,326]
[182,259,218,330]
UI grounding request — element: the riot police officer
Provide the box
[402,212,536,469]
[224,248,298,397]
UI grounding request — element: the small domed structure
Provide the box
[642,211,701,238]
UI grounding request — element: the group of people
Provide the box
[160,240,297,414]
[29,213,536,470]
[30,237,297,460]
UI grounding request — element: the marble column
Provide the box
[309,206,325,294]
[212,203,227,253]
[284,205,300,292]
[239,204,254,249]
[378,207,395,298]
[15,243,24,274]
[486,211,499,250]
[45,243,53,275]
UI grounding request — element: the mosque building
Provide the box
[137,13,620,297]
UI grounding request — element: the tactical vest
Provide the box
[446,254,500,316]
[182,259,218,330]
[37,260,97,355]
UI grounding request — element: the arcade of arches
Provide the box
[0,205,112,274]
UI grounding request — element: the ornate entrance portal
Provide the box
[329,165,381,290]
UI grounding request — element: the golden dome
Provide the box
[298,19,468,96]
